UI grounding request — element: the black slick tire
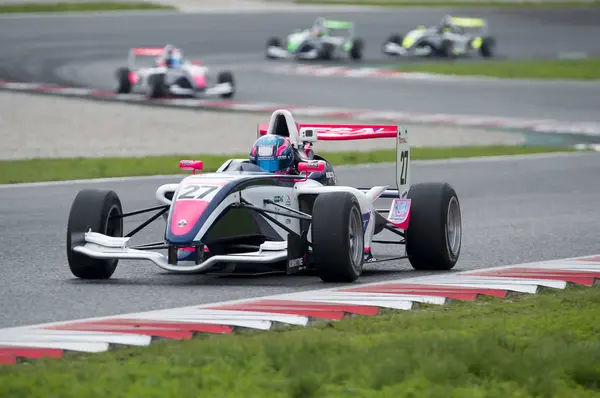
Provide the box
[146,73,166,99]
[266,37,281,59]
[66,189,123,279]
[383,33,403,55]
[349,38,364,61]
[405,182,461,271]
[115,67,132,94]
[217,70,235,99]
[480,36,496,58]
[311,192,364,283]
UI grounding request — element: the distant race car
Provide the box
[382,15,496,58]
[266,18,364,61]
[66,109,462,284]
[114,45,235,99]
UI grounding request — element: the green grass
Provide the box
[296,0,600,7]
[1,286,599,397]
[0,146,577,184]
[395,58,600,80]
[0,2,174,14]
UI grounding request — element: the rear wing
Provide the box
[323,20,354,29]
[450,17,486,27]
[314,17,355,36]
[127,47,166,69]
[257,123,410,197]
[450,17,488,33]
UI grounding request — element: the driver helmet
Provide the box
[311,23,327,37]
[250,135,295,174]
[439,15,453,28]
[163,44,182,67]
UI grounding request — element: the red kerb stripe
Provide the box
[0,347,64,359]
[471,267,600,286]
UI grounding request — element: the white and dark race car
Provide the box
[114,45,235,99]
[266,17,364,61]
[382,15,496,58]
[66,109,462,283]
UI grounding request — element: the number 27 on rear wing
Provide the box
[257,123,410,197]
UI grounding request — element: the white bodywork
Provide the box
[132,63,233,97]
[267,30,351,60]
[72,109,411,274]
[125,47,234,97]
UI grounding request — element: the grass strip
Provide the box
[395,58,600,80]
[296,0,600,7]
[0,2,174,13]
[1,285,599,397]
[0,145,577,184]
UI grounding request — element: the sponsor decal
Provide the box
[177,219,188,227]
[388,199,410,224]
[362,212,370,233]
[274,195,284,203]
[285,195,292,206]
[287,256,307,272]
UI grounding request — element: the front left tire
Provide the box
[66,189,123,279]
[311,192,365,282]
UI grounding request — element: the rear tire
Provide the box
[115,67,131,94]
[217,70,235,99]
[66,189,123,279]
[480,36,496,58]
[311,192,364,283]
[405,182,462,271]
[349,38,364,61]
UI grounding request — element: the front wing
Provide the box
[73,232,289,274]
[166,82,234,97]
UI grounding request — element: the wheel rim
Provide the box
[445,196,462,257]
[348,207,364,269]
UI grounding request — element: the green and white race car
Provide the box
[266,18,364,61]
[382,15,496,58]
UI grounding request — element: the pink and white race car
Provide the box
[114,46,235,99]
[65,109,462,283]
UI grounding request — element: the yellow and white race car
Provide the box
[382,15,496,58]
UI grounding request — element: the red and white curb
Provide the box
[1,254,599,365]
[2,79,600,137]
[268,64,452,81]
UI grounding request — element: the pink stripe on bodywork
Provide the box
[128,72,139,85]
[170,201,210,236]
[192,73,206,89]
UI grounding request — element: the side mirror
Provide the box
[179,160,203,174]
[295,161,326,183]
[298,161,325,173]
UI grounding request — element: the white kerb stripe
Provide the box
[0,329,152,346]
[0,341,110,353]
[285,292,447,305]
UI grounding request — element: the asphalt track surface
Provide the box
[1,8,600,122]
[2,152,600,328]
